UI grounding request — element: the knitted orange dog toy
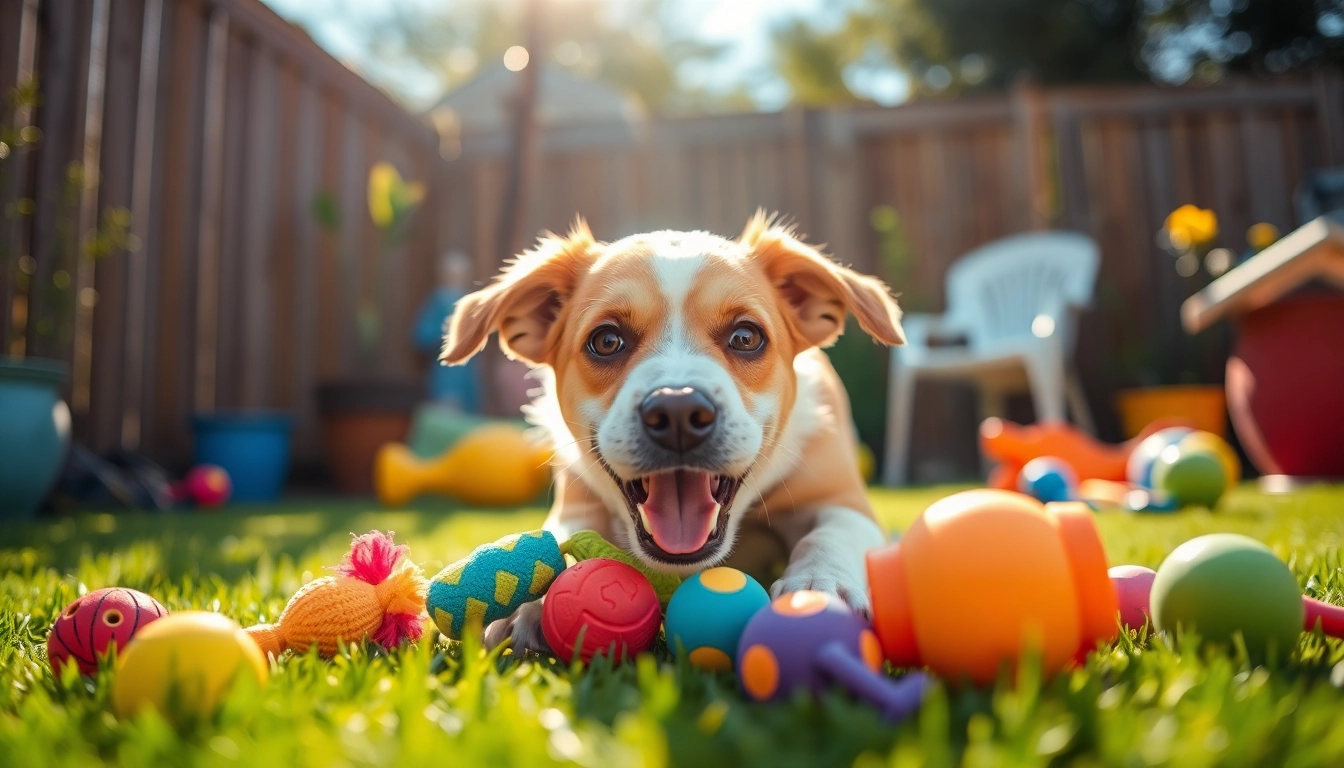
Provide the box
[245,531,427,658]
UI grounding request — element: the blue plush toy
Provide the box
[664,567,770,671]
[427,530,567,640]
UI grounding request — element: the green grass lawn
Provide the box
[2,485,1343,767]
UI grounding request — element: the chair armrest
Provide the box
[898,313,964,348]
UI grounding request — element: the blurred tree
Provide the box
[1141,0,1344,84]
[773,0,1141,102]
[359,0,730,113]
[772,0,1344,104]
[772,19,867,106]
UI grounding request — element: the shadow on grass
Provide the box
[0,496,552,581]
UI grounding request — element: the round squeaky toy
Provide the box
[1109,565,1157,630]
[171,464,232,508]
[541,558,661,664]
[665,567,769,671]
[1126,427,1193,488]
[1151,533,1300,659]
[1150,446,1225,509]
[866,489,1117,685]
[112,611,268,720]
[1174,431,1241,488]
[1150,533,1344,658]
[1126,428,1235,509]
[1017,456,1078,503]
[736,591,928,722]
[48,587,168,676]
[245,531,426,658]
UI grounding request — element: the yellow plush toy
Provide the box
[375,424,553,508]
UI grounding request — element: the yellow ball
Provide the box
[112,612,268,720]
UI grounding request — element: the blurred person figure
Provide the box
[414,250,481,411]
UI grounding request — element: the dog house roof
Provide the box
[1182,215,1344,333]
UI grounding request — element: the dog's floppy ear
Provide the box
[442,220,598,367]
[740,212,904,349]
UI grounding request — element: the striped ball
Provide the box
[48,587,167,676]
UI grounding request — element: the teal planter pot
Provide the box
[192,412,293,502]
[0,357,72,520]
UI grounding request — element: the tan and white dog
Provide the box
[442,213,905,651]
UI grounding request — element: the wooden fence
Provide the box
[5,0,1343,481]
[1,0,449,471]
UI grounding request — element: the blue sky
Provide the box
[262,0,910,110]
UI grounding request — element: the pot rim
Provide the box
[0,356,69,387]
[192,410,294,432]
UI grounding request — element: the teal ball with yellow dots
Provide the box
[664,567,770,671]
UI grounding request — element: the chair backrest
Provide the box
[944,231,1100,350]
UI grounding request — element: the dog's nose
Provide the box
[640,387,717,453]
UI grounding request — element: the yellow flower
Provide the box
[1247,222,1280,251]
[368,162,398,229]
[367,162,425,230]
[1165,205,1218,251]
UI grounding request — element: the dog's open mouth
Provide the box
[616,469,742,563]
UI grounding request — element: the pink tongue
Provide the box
[640,469,719,554]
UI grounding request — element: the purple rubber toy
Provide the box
[737,591,928,722]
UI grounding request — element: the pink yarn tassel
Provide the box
[371,612,424,649]
[331,531,410,585]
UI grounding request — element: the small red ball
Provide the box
[47,587,168,675]
[540,558,660,664]
[182,464,232,508]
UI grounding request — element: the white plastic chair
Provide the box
[882,231,1100,486]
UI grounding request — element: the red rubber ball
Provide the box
[541,558,660,664]
[47,587,168,675]
[184,464,232,508]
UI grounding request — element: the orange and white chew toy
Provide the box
[245,531,427,657]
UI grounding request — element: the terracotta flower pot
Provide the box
[1114,385,1227,440]
[1225,291,1344,480]
[316,379,420,495]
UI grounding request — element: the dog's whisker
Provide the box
[745,441,800,524]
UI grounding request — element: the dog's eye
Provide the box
[727,323,765,353]
[587,326,626,358]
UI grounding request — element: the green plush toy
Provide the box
[559,531,683,603]
[426,529,682,640]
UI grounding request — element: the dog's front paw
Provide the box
[771,562,871,617]
[482,600,550,654]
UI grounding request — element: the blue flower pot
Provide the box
[192,412,293,502]
[0,357,71,520]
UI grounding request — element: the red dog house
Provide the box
[1182,217,1344,487]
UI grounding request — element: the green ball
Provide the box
[1151,533,1304,660]
[1151,448,1226,508]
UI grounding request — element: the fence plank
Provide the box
[212,26,250,410]
[0,0,40,353]
[119,0,162,449]
[147,0,209,463]
[25,1,91,363]
[289,72,322,465]
[87,0,144,451]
